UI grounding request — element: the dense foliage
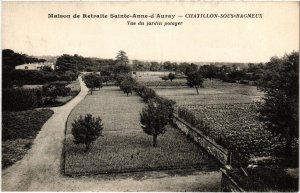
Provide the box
[2,88,40,111]
[257,52,299,155]
[55,54,115,72]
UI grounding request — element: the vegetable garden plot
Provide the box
[178,103,298,166]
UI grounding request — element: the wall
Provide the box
[220,168,245,192]
[173,114,229,165]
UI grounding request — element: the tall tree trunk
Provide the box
[106,81,108,86]
[195,87,199,94]
[90,89,93,95]
[153,134,158,147]
[127,92,129,96]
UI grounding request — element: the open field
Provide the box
[65,86,220,175]
[2,109,54,169]
[153,79,263,106]
[136,74,187,87]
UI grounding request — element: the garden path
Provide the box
[2,77,221,191]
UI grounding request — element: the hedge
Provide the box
[2,88,40,111]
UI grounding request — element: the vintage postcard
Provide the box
[2,1,299,192]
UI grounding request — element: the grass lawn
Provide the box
[2,109,54,169]
[153,79,263,106]
[64,86,220,175]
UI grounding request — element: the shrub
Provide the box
[168,73,176,82]
[2,88,39,111]
[141,87,157,102]
[71,114,104,151]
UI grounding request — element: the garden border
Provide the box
[173,114,229,165]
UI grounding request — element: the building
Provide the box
[131,71,176,78]
[15,62,55,70]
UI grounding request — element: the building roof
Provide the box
[15,62,54,68]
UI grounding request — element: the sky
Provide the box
[2,2,299,63]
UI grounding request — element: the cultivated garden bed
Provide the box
[2,109,54,169]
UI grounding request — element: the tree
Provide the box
[150,61,161,71]
[100,70,111,86]
[83,73,102,94]
[185,63,198,75]
[140,100,174,147]
[71,114,104,152]
[168,73,175,82]
[186,71,204,94]
[113,64,132,74]
[199,65,218,79]
[257,52,299,156]
[116,50,129,65]
[177,62,190,73]
[102,75,110,86]
[163,61,176,71]
[120,79,133,96]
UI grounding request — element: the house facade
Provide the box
[15,62,55,70]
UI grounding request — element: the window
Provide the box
[25,66,28,69]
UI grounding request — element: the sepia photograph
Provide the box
[1,1,299,192]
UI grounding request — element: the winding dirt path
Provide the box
[2,77,221,191]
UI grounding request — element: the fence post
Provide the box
[226,152,232,165]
